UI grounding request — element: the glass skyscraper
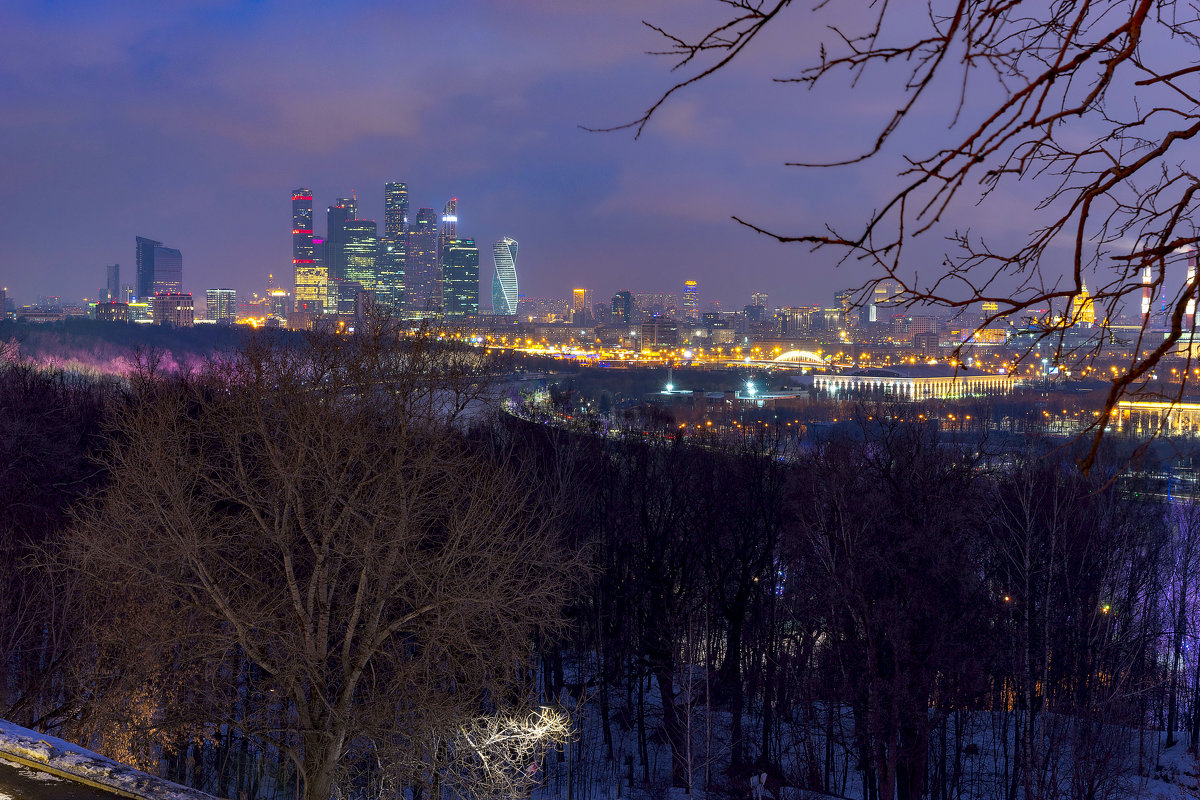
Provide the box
[343,219,378,288]
[491,237,518,316]
[443,238,479,317]
[325,197,357,282]
[384,182,408,240]
[405,208,440,315]
[292,188,324,314]
[135,236,182,299]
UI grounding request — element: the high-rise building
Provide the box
[0,287,6,319]
[292,188,323,314]
[206,288,237,324]
[491,237,519,316]
[343,219,378,288]
[405,208,440,314]
[377,236,405,312]
[682,280,699,320]
[611,290,634,325]
[325,198,357,282]
[151,292,194,326]
[103,264,120,303]
[439,198,458,267]
[573,289,590,324]
[384,182,409,239]
[443,238,480,317]
[135,237,182,299]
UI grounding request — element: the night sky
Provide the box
[1,1,1067,311]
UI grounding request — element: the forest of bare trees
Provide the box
[3,333,1200,800]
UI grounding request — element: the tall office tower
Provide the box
[325,197,357,281]
[0,287,6,318]
[136,236,183,299]
[104,264,120,302]
[377,236,406,312]
[682,280,699,320]
[206,288,237,324]
[572,289,590,323]
[292,188,323,313]
[491,237,519,315]
[443,238,480,317]
[343,219,378,289]
[439,198,458,265]
[135,236,160,299]
[405,208,440,314]
[612,290,634,325]
[384,182,409,239]
[751,291,768,309]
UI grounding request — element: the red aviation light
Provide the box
[292,195,313,201]
[292,229,314,234]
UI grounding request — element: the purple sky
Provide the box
[0,0,1093,311]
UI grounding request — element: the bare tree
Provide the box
[601,0,1200,469]
[64,326,571,800]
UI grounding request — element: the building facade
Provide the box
[491,237,519,316]
[443,238,480,317]
[151,292,194,327]
[292,188,323,314]
[406,208,440,314]
[206,288,237,324]
[136,237,183,299]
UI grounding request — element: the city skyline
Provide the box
[0,1,967,311]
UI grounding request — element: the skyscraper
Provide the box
[439,198,457,267]
[292,188,323,314]
[491,237,518,316]
[377,236,405,312]
[326,197,357,282]
[343,219,378,288]
[405,208,440,314]
[573,289,590,324]
[384,182,409,239]
[206,288,237,324]
[136,236,182,299]
[683,280,699,320]
[104,264,120,303]
[443,238,480,317]
[612,290,634,325]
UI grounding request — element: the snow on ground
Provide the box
[0,718,222,800]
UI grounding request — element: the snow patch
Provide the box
[0,718,222,800]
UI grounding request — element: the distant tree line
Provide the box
[2,333,1200,800]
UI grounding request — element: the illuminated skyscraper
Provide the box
[612,290,634,325]
[326,197,357,281]
[292,188,323,313]
[491,237,518,316]
[439,198,457,265]
[206,288,236,324]
[573,289,590,324]
[343,219,378,288]
[384,182,409,239]
[406,208,440,314]
[682,280,698,320]
[377,236,405,312]
[135,236,182,299]
[444,238,480,317]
